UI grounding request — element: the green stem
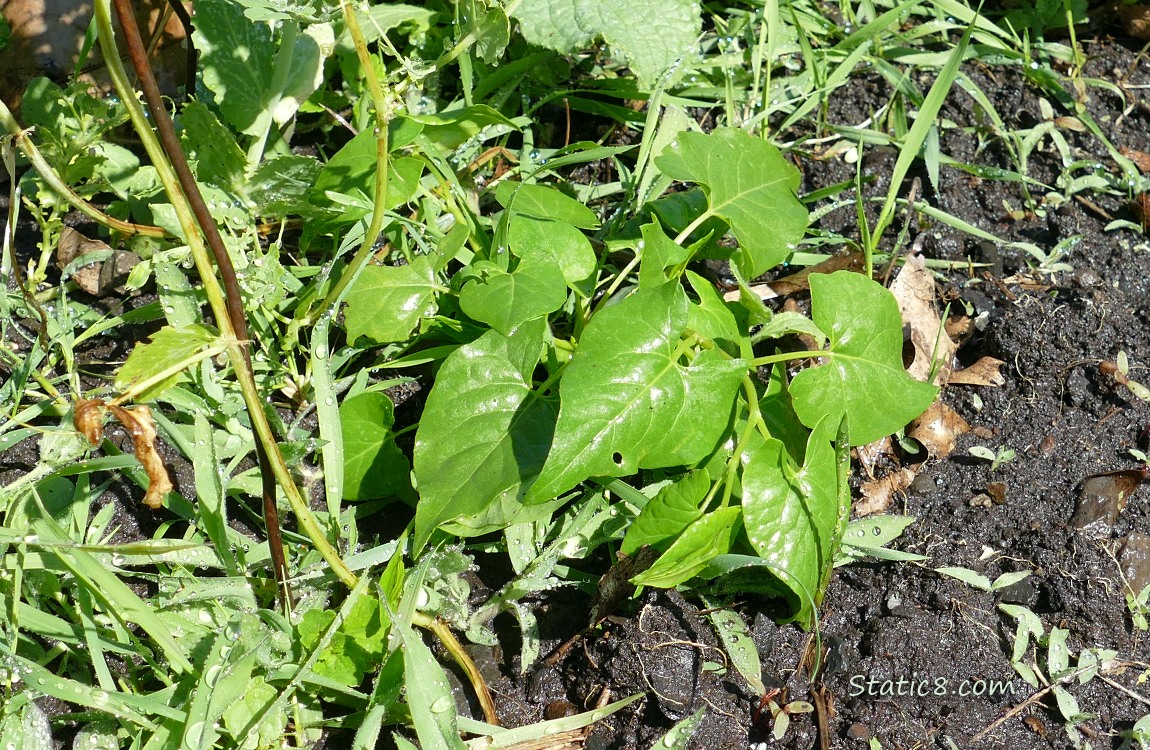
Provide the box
[301,1,391,327]
[749,349,825,368]
[94,0,356,593]
[0,99,165,238]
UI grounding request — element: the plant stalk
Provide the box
[95,0,357,600]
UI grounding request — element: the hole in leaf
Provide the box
[612,451,624,466]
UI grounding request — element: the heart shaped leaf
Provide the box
[458,254,568,335]
[344,255,440,345]
[528,282,747,502]
[655,128,807,280]
[340,392,410,501]
[413,318,557,551]
[790,271,938,446]
[741,417,838,624]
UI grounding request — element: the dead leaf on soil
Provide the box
[853,436,893,480]
[56,227,141,296]
[1073,468,1148,535]
[947,357,1006,386]
[857,468,916,517]
[1117,4,1150,40]
[1120,146,1150,174]
[107,405,173,509]
[890,254,955,385]
[722,250,865,302]
[74,398,172,509]
[907,401,970,458]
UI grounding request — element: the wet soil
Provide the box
[6,18,1150,750]
[478,34,1150,750]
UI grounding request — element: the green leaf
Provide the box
[790,272,938,446]
[637,221,690,290]
[741,418,838,624]
[248,154,322,218]
[413,318,557,551]
[836,515,928,564]
[512,0,701,88]
[178,102,246,193]
[393,615,467,750]
[621,470,709,555]
[655,128,807,279]
[344,256,440,345]
[115,325,224,401]
[464,0,510,63]
[340,392,410,501]
[458,255,568,335]
[495,182,600,229]
[314,131,425,207]
[407,105,520,151]
[630,506,740,588]
[298,594,390,687]
[507,215,597,291]
[529,283,747,502]
[194,0,275,134]
[684,270,741,357]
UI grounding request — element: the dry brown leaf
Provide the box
[857,468,915,517]
[907,401,970,458]
[722,251,865,302]
[56,227,141,296]
[108,404,173,509]
[1118,4,1150,40]
[889,253,955,385]
[1120,146,1150,174]
[947,357,1006,386]
[854,436,893,480]
[73,398,107,446]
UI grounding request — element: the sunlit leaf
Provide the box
[458,255,567,335]
[529,282,746,502]
[655,128,808,279]
[344,256,440,345]
[790,272,938,446]
[413,318,557,551]
[340,392,410,501]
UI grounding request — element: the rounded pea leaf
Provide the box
[528,282,747,503]
[741,418,838,624]
[790,271,938,446]
[344,255,439,345]
[340,392,410,501]
[413,318,557,551]
[458,254,568,335]
[655,128,807,280]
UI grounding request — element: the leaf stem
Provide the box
[749,349,826,368]
[0,99,165,238]
[96,0,357,601]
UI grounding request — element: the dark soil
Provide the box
[6,21,1150,750]
[472,35,1150,750]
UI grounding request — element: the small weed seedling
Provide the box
[969,445,1018,472]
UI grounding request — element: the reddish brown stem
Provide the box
[109,0,291,608]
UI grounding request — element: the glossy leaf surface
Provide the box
[790,271,938,446]
[529,282,746,502]
[413,318,557,551]
[344,255,440,345]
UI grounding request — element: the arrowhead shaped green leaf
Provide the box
[741,418,838,624]
[655,128,807,279]
[621,470,709,556]
[340,392,410,501]
[630,505,741,588]
[194,0,274,135]
[413,318,557,551]
[790,271,938,446]
[458,254,567,335]
[344,256,440,345]
[529,283,747,502]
